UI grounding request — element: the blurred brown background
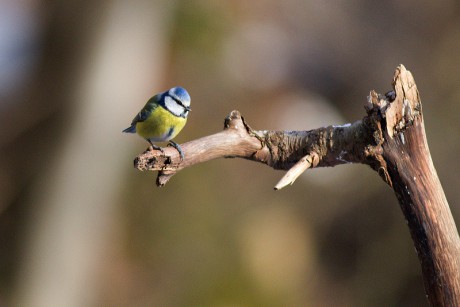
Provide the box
[1,0,460,306]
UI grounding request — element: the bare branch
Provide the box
[131,64,460,306]
[366,65,460,305]
[134,111,376,187]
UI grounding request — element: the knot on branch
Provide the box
[224,110,242,130]
[134,149,176,172]
[133,148,179,187]
[224,110,255,137]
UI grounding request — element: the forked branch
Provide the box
[132,65,460,306]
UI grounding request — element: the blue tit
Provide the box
[123,86,191,160]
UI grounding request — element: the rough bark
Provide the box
[367,66,460,305]
[133,65,460,305]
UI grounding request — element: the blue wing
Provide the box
[122,125,136,133]
[122,94,162,133]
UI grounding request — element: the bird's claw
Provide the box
[149,144,165,155]
[168,141,185,162]
[148,140,184,162]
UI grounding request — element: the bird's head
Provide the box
[163,86,191,118]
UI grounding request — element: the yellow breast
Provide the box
[136,107,187,142]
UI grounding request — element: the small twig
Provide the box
[274,152,319,190]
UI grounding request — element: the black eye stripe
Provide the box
[169,95,187,108]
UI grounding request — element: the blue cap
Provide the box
[168,87,191,106]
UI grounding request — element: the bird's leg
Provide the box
[168,141,185,161]
[147,140,165,155]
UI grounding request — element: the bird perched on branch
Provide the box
[123,86,191,160]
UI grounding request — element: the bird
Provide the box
[123,86,191,160]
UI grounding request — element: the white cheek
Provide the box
[164,96,184,116]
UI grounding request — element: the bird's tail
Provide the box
[122,125,136,133]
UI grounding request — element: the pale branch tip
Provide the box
[274,152,319,190]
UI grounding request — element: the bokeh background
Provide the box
[1,0,460,306]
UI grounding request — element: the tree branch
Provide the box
[368,66,460,305]
[132,65,460,306]
[135,111,379,186]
